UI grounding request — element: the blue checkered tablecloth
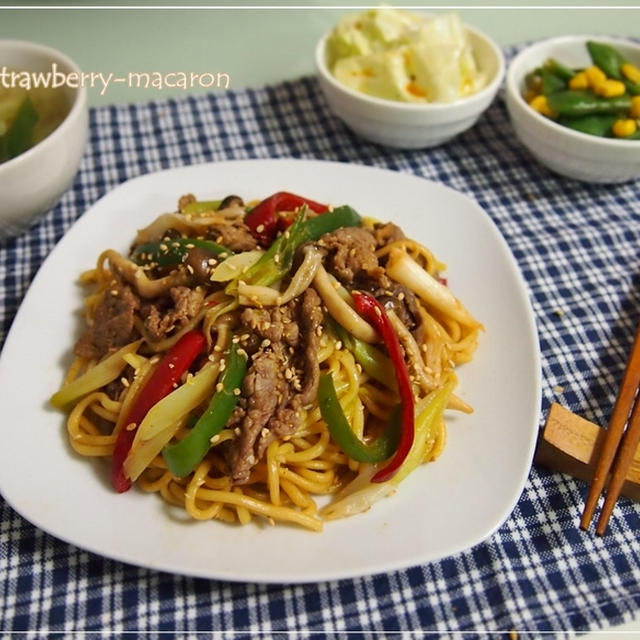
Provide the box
[2,59,640,638]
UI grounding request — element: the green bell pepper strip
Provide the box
[557,114,618,137]
[352,291,415,484]
[317,373,401,463]
[0,96,38,162]
[234,204,361,290]
[303,204,361,239]
[162,342,248,477]
[587,41,625,80]
[547,91,632,117]
[131,237,233,268]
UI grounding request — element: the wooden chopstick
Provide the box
[596,393,640,534]
[580,322,640,533]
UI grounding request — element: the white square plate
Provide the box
[0,159,541,583]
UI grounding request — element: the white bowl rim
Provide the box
[315,23,506,112]
[506,34,640,150]
[0,39,88,174]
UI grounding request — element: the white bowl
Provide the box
[505,35,640,183]
[314,25,505,149]
[0,40,89,238]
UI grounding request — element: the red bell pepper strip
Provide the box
[244,191,328,246]
[351,291,415,483]
[110,330,206,493]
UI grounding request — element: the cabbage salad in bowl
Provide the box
[325,7,487,104]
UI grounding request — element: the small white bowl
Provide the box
[314,25,505,149]
[0,40,89,238]
[505,35,640,183]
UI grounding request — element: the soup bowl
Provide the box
[0,40,89,238]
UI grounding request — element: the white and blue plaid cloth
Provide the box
[1,60,640,637]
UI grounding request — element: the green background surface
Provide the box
[1,1,639,106]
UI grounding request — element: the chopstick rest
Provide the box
[536,403,640,502]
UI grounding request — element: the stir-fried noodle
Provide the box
[52,192,482,531]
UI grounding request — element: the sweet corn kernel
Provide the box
[631,95,640,119]
[622,63,640,85]
[585,65,607,89]
[568,71,589,90]
[612,118,637,138]
[528,94,555,117]
[593,78,626,98]
[523,87,539,103]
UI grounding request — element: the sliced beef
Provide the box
[74,285,140,360]
[355,274,422,333]
[227,342,293,484]
[296,288,323,405]
[239,304,299,349]
[141,285,205,342]
[317,226,381,285]
[377,284,421,332]
[206,222,258,252]
[372,222,405,248]
[226,288,324,484]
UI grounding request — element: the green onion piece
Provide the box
[182,200,223,215]
[2,96,39,162]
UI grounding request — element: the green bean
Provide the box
[541,68,566,96]
[525,68,543,92]
[544,57,575,81]
[557,114,617,137]
[547,90,631,116]
[587,41,625,80]
[624,80,640,96]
